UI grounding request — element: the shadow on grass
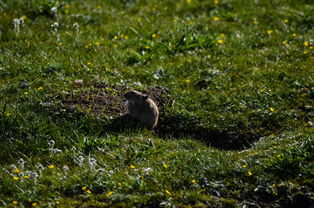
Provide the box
[107,113,260,150]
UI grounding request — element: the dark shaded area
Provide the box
[156,114,260,150]
[55,82,260,150]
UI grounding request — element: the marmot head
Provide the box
[124,90,148,102]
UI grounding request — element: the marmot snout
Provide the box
[124,90,159,129]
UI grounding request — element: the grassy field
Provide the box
[0,0,313,207]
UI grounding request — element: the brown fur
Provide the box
[124,90,159,129]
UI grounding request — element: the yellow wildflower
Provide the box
[48,164,55,169]
[247,171,253,176]
[253,20,259,25]
[13,176,20,181]
[65,10,69,14]
[86,190,92,194]
[303,41,309,47]
[95,41,100,46]
[214,0,220,4]
[292,33,297,37]
[65,4,70,9]
[5,112,11,116]
[107,191,113,196]
[37,87,43,91]
[117,182,122,186]
[114,36,119,40]
[82,186,87,191]
[220,33,225,37]
[12,201,18,205]
[242,164,248,168]
[163,164,169,168]
[24,92,29,95]
[186,0,192,3]
[213,16,220,21]
[165,189,171,195]
[184,79,191,83]
[57,42,63,46]
[310,46,313,50]
[124,35,129,39]
[32,202,38,207]
[97,5,102,9]
[24,175,30,179]
[130,165,136,169]
[144,46,151,49]
[85,45,89,49]
[191,179,196,184]
[217,39,223,44]
[267,30,273,35]
[282,40,288,45]
[13,169,20,174]
[152,33,157,39]
[269,107,275,112]
[284,19,289,23]
[20,15,27,20]
[276,154,282,158]
[303,50,309,54]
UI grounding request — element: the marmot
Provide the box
[124,90,159,129]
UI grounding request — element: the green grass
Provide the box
[0,0,313,207]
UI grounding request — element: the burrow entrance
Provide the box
[56,82,260,150]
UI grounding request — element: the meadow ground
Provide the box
[0,0,313,207]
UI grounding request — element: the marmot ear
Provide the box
[143,94,148,100]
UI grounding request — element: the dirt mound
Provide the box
[56,82,171,118]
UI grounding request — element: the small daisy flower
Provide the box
[267,30,273,35]
[48,164,55,169]
[13,176,20,181]
[13,169,20,174]
[165,189,171,195]
[130,165,136,169]
[213,16,220,21]
[282,40,288,45]
[303,41,309,47]
[253,20,259,25]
